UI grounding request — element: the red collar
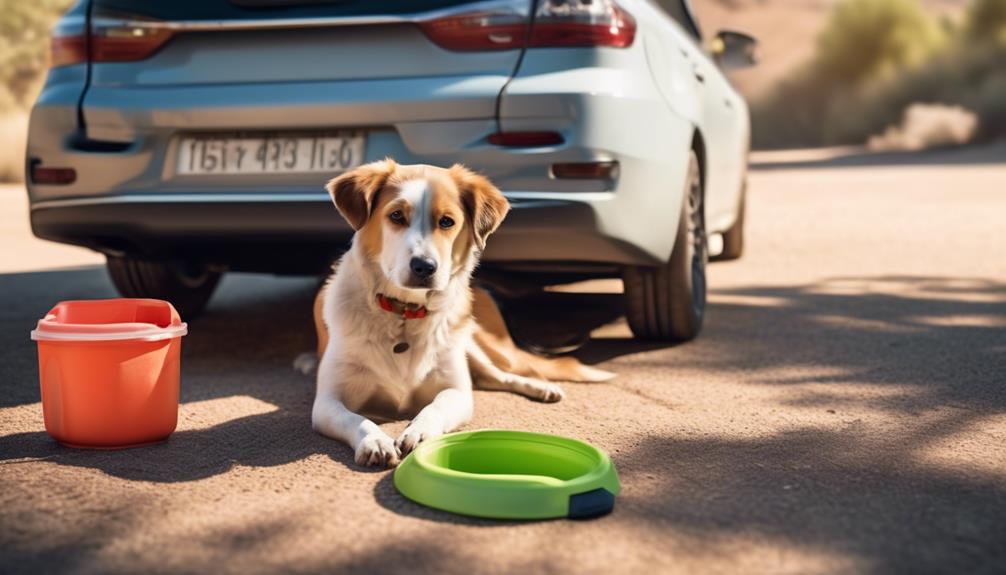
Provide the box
[376,293,428,319]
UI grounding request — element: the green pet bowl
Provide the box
[393,430,620,520]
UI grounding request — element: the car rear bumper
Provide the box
[29,193,662,274]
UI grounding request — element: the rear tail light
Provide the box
[50,34,88,68]
[530,0,635,48]
[49,18,175,68]
[419,14,527,51]
[419,0,531,51]
[489,131,564,147]
[420,0,633,51]
[90,25,175,63]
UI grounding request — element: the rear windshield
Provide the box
[96,0,489,21]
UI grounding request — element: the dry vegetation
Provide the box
[0,113,27,182]
[0,0,71,183]
[691,0,969,99]
[748,0,1006,149]
[867,103,978,151]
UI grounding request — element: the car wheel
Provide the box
[106,256,222,318]
[623,150,707,342]
[713,179,745,261]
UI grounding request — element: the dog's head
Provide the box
[326,160,510,293]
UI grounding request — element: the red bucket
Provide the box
[31,299,187,449]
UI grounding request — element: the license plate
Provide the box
[176,130,366,175]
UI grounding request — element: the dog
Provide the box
[300,159,614,467]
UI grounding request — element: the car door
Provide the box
[689,44,746,229]
[649,0,742,229]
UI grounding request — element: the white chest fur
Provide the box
[321,249,473,413]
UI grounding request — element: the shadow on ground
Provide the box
[610,424,1006,573]
[1,268,1004,571]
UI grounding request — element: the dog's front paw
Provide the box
[355,432,400,467]
[535,381,565,403]
[396,422,442,456]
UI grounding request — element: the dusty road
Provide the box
[1,145,1005,574]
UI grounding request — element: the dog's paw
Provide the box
[395,422,442,456]
[534,381,565,403]
[293,352,319,375]
[355,432,400,467]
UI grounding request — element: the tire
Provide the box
[713,180,745,262]
[623,150,708,342]
[106,256,222,318]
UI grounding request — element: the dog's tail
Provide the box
[294,277,330,376]
[519,350,616,383]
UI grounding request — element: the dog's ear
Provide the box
[325,159,397,230]
[450,164,510,251]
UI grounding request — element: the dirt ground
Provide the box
[1,144,1004,574]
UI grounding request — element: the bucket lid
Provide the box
[31,299,188,342]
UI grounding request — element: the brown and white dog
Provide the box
[300,159,613,467]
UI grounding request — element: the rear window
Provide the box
[95,0,491,21]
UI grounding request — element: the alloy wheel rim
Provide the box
[687,169,707,318]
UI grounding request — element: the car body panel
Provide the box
[81,25,522,142]
[498,43,694,263]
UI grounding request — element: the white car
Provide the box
[28,0,755,341]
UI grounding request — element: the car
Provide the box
[27,0,755,341]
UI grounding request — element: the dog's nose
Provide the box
[410,256,437,279]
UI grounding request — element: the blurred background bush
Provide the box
[0,0,71,111]
[751,0,1006,149]
[0,0,1003,182]
[0,0,70,182]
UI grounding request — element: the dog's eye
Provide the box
[389,210,406,225]
[438,216,455,229]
